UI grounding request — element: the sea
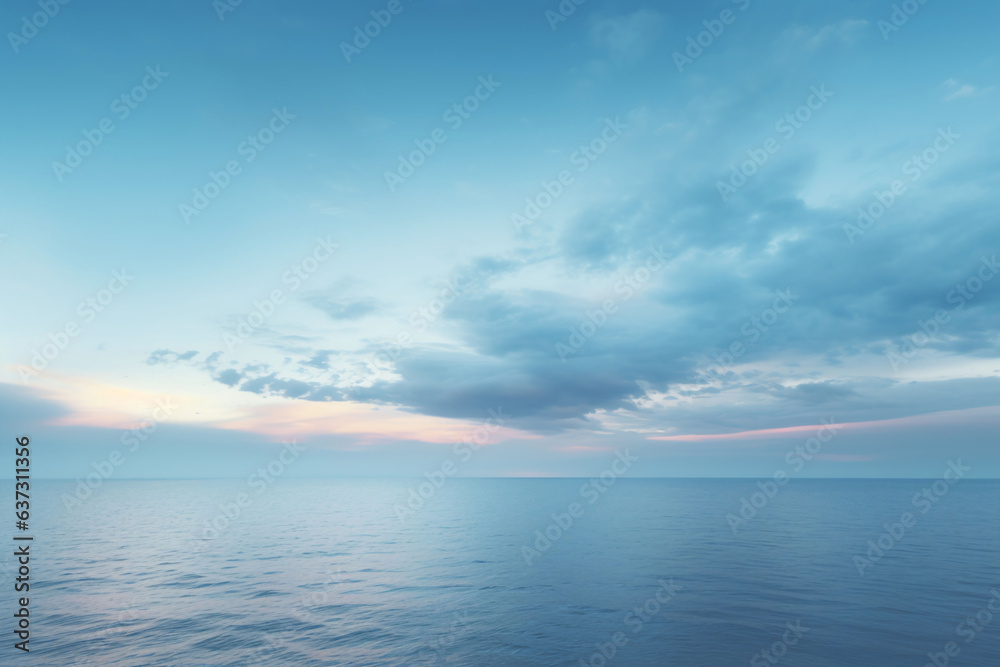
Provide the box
[3,478,998,666]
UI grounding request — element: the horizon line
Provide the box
[5,476,998,481]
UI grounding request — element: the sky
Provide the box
[1,0,998,479]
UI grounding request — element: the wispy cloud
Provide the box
[942,78,990,101]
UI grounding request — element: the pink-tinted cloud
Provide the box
[647,406,1000,442]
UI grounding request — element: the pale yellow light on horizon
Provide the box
[10,372,539,446]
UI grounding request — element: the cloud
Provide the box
[780,381,860,404]
[607,376,1000,439]
[303,294,379,320]
[174,133,999,435]
[145,65,1000,442]
[146,349,199,365]
[215,368,243,386]
[943,79,990,101]
[228,369,342,403]
[803,20,868,49]
[302,350,336,370]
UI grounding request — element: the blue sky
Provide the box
[1,0,998,479]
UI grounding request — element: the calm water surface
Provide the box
[3,479,998,666]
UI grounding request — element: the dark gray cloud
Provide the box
[237,372,342,402]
